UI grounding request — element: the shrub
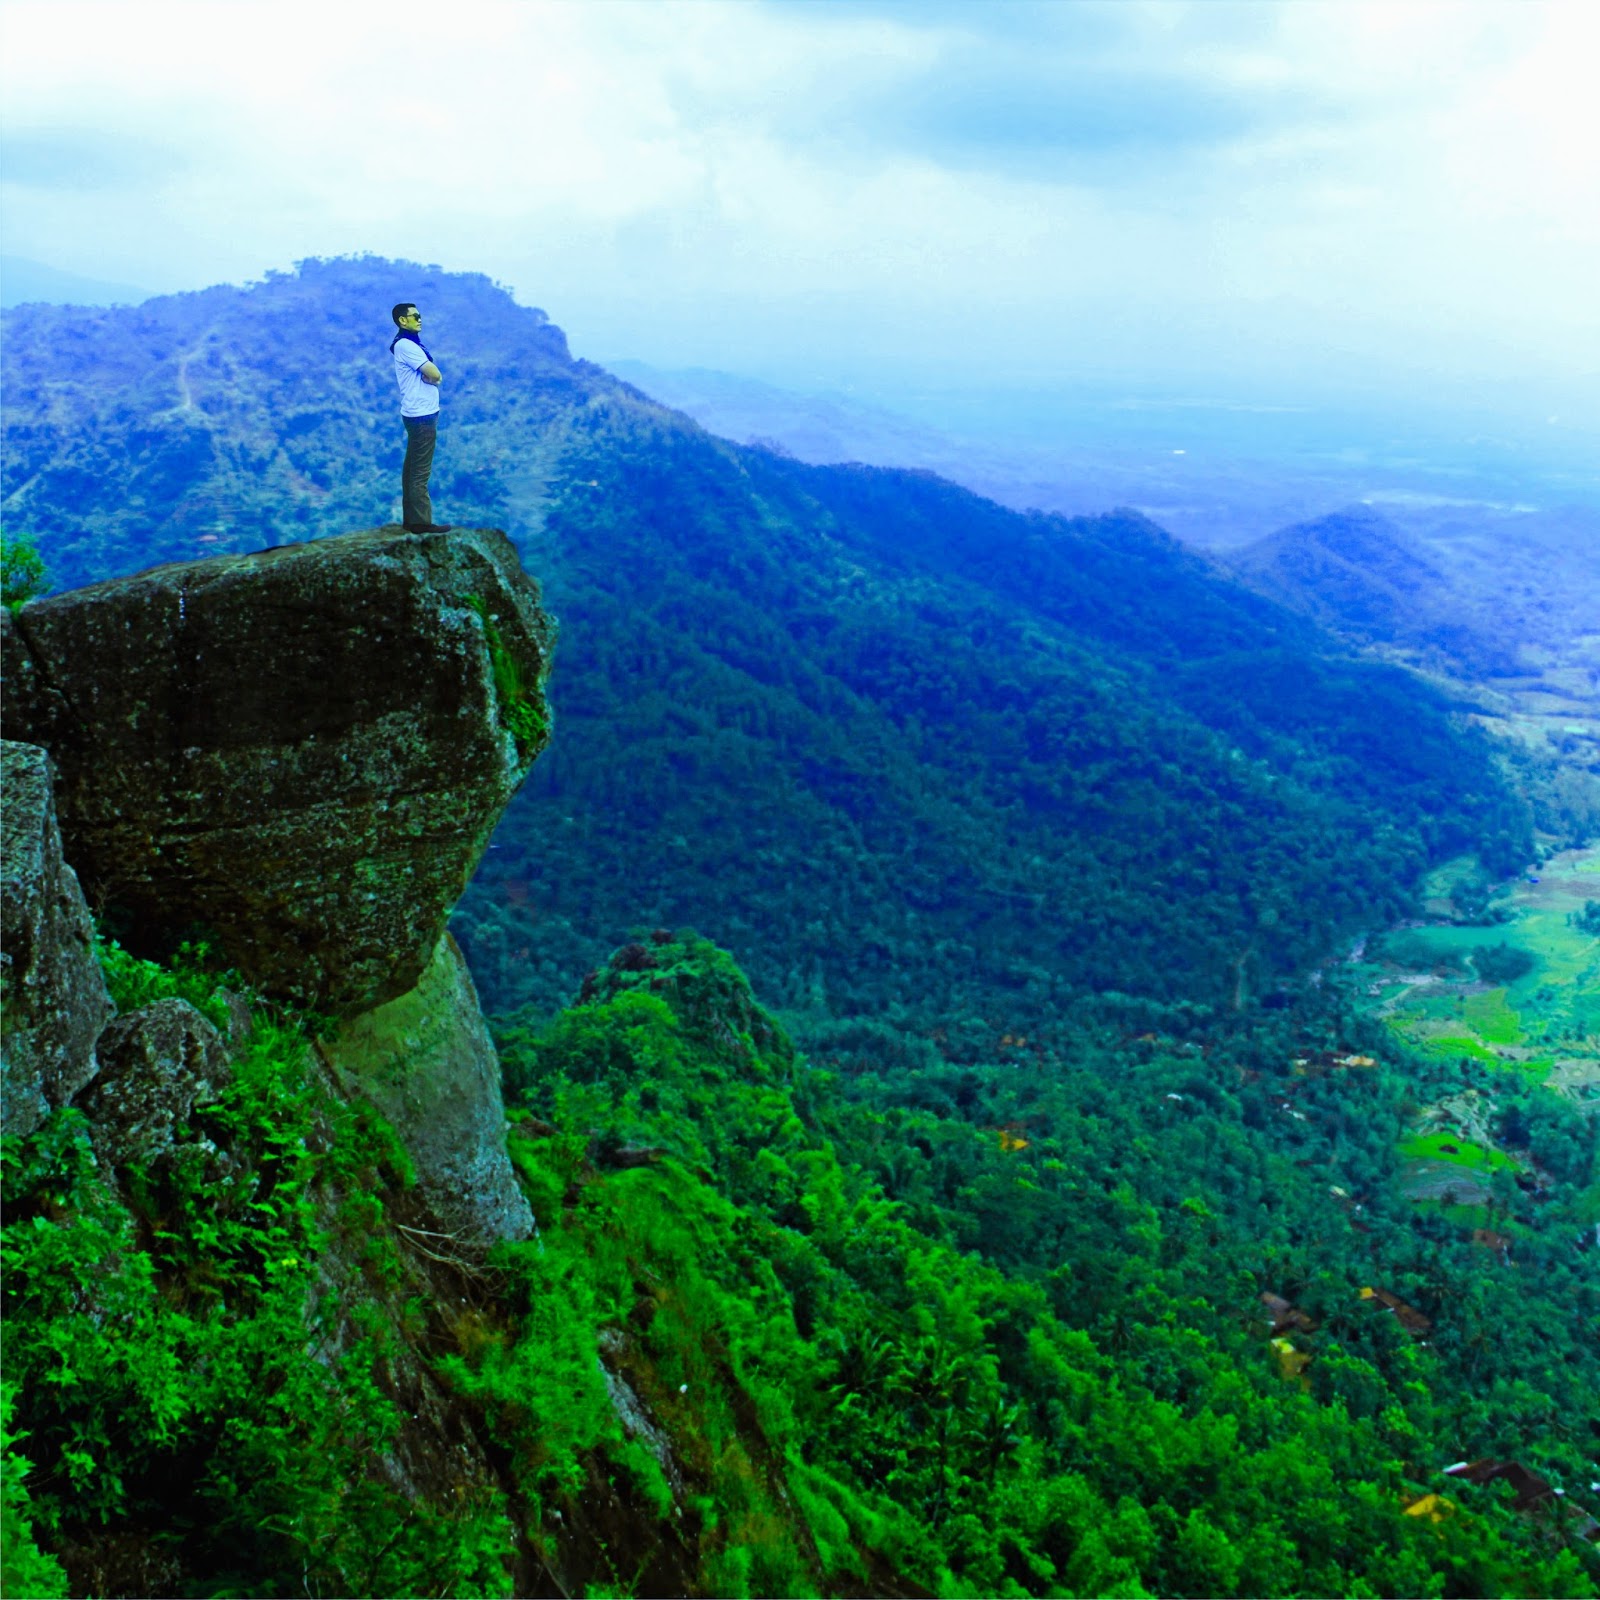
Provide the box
[1471,941,1536,985]
[1,526,49,611]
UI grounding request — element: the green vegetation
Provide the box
[492,934,1593,1600]
[1,943,515,1598]
[6,934,1593,1593]
[1,524,48,611]
[467,593,551,757]
[1472,944,1536,987]
[454,410,1529,1037]
[95,934,241,1031]
[5,928,1597,1595]
[1,1385,67,1599]
[1396,1131,1518,1173]
[481,934,1599,1595]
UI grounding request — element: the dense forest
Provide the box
[3,258,1596,1596]
[4,932,1596,1595]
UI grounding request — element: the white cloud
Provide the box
[0,0,1595,415]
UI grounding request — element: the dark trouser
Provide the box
[401,413,438,528]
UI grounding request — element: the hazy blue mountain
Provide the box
[606,358,1600,553]
[0,257,1529,1035]
[1387,498,1600,652]
[606,359,955,467]
[0,253,154,309]
[1224,505,1517,674]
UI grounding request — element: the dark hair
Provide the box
[391,302,417,326]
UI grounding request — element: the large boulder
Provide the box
[318,934,534,1243]
[0,741,115,1137]
[76,998,234,1172]
[2,528,553,1014]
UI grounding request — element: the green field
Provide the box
[1396,1130,1518,1173]
[1349,846,1598,1227]
[1354,845,1599,1094]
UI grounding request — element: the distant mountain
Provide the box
[0,254,154,309]
[1227,506,1522,676]
[1227,498,1600,720]
[1383,497,1600,655]
[0,257,1529,1035]
[1228,506,1444,627]
[605,359,1353,548]
[605,360,957,469]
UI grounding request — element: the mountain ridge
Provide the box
[1226,505,1519,676]
[0,256,1532,1039]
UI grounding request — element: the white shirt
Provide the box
[392,333,440,418]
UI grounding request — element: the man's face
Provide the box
[399,307,422,330]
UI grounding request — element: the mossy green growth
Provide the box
[466,594,549,757]
[96,933,243,1032]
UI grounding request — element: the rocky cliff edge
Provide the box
[1,525,555,1241]
[2,525,553,1014]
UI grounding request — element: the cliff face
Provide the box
[0,742,114,1137]
[1,525,553,1241]
[2,525,553,1014]
[319,933,532,1242]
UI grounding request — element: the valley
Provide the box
[615,359,1600,848]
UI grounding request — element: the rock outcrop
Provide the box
[0,741,115,1137]
[4,527,555,1242]
[319,934,535,1241]
[77,999,234,1173]
[2,527,553,1014]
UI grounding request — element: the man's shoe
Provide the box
[403,522,453,533]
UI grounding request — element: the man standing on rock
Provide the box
[390,302,451,533]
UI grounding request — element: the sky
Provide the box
[2,0,1598,440]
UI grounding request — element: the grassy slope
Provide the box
[9,934,1595,1596]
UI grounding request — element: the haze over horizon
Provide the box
[2,0,1597,489]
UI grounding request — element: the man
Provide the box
[390,302,451,533]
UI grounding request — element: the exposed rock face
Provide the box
[318,934,534,1242]
[3,528,553,1014]
[76,999,234,1172]
[1,741,115,1136]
